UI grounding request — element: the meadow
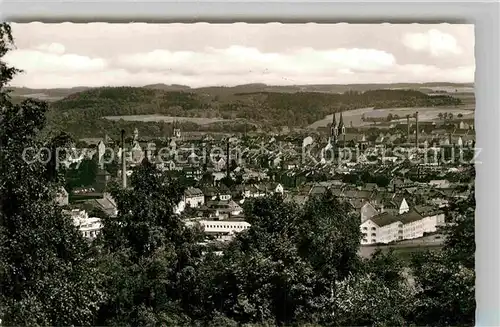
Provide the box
[103,114,231,125]
[308,105,475,129]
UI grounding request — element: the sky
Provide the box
[5,23,475,89]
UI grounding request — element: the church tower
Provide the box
[330,112,338,144]
[337,111,346,143]
[173,120,181,140]
[133,128,139,143]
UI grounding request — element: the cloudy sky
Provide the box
[5,23,474,89]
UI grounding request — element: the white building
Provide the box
[360,208,445,245]
[360,202,379,223]
[360,219,381,245]
[215,158,226,171]
[77,217,103,240]
[459,121,470,130]
[184,187,205,208]
[242,170,268,182]
[428,179,451,189]
[415,206,446,236]
[186,218,251,242]
[398,198,410,214]
[271,183,284,195]
[67,209,103,240]
[218,187,232,201]
[130,142,143,165]
[60,147,92,167]
[243,185,267,198]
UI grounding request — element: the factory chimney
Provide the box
[406,115,410,141]
[415,111,419,149]
[121,129,127,189]
[226,139,230,178]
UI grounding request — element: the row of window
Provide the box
[83,230,100,238]
[205,224,249,230]
[365,224,426,233]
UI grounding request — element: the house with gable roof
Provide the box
[360,206,445,245]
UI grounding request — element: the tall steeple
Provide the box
[337,111,345,136]
[337,111,346,145]
[331,112,338,143]
[133,128,139,142]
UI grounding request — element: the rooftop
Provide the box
[370,212,400,227]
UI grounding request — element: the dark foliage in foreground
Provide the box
[0,23,102,326]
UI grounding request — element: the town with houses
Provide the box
[57,109,475,256]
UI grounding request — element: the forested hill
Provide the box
[48,86,462,127]
[8,82,474,100]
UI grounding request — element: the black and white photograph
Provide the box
[0,22,475,326]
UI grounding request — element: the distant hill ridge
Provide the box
[8,82,474,101]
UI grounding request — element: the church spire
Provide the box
[338,111,345,135]
[331,112,338,139]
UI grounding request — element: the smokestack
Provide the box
[121,129,127,189]
[203,143,208,172]
[226,139,230,178]
[415,112,419,149]
[235,145,239,166]
[406,115,410,141]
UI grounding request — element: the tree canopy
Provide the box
[0,23,103,326]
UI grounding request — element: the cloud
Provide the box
[4,43,473,89]
[396,64,474,83]
[35,43,66,55]
[6,23,474,88]
[4,44,107,74]
[7,63,475,89]
[402,29,462,57]
[115,46,397,76]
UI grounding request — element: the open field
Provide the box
[308,105,475,129]
[17,93,66,101]
[103,115,231,125]
[427,86,474,93]
[359,233,445,263]
[359,243,443,263]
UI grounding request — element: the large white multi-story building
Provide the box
[360,207,445,245]
[185,218,250,242]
